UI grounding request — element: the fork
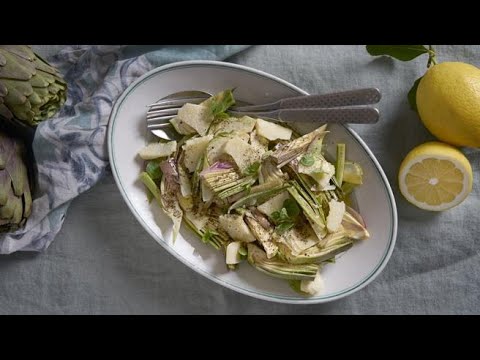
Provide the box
[147,88,381,138]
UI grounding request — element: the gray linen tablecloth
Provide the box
[0,45,478,314]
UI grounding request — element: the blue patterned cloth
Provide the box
[0,45,249,254]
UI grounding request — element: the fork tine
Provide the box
[147,96,209,109]
[147,115,176,124]
[147,108,179,118]
[147,121,175,129]
[147,103,181,110]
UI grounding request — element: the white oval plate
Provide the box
[107,60,398,304]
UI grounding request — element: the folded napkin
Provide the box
[0,45,250,254]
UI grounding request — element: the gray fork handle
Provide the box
[229,107,380,124]
[232,88,381,112]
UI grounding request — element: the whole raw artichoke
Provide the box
[0,131,32,232]
[0,45,67,127]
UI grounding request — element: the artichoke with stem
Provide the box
[0,131,32,232]
[0,45,67,127]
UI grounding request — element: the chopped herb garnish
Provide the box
[300,154,315,167]
[270,199,301,234]
[201,228,219,244]
[209,89,236,117]
[275,222,295,234]
[243,162,261,176]
[146,160,163,180]
[283,198,300,217]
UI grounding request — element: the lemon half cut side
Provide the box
[398,142,473,211]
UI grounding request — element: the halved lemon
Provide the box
[398,141,473,211]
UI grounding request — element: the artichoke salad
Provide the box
[138,90,369,296]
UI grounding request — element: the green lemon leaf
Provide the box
[408,76,423,112]
[366,45,429,61]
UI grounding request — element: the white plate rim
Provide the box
[107,60,398,304]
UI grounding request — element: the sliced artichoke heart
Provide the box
[247,244,319,281]
[298,154,335,191]
[279,230,353,264]
[277,224,320,256]
[343,161,364,185]
[244,212,278,259]
[259,158,287,184]
[342,210,370,240]
[184,210,209,231]
[228,182,291,212]
[219,214,256,242]
[201,166,255,200]
[287,184,327,240]
[160,176,183,243]
[177,193,194,211]
[202,168,240,191]
[271,124,328,167]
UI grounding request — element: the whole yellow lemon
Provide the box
[416,62,480,148]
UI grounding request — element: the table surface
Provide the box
[1,45,479,314]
